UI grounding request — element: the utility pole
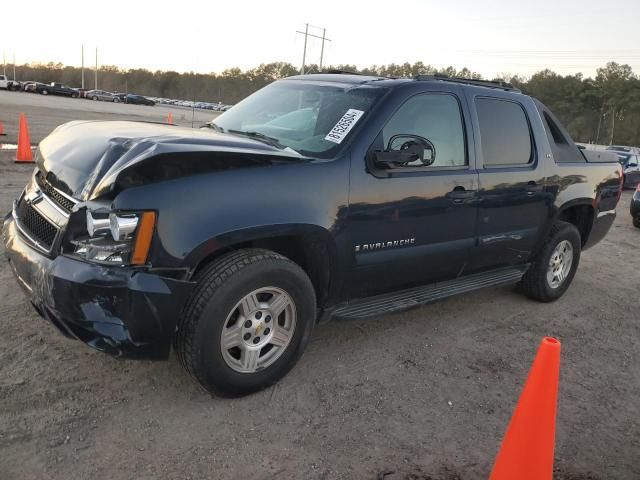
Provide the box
[81,45,85,89]
[319,28,327,70]
[596,110,605,144]
[95,47,98,90]
[299,23,308,74]
[2,53,5,77]
[296,24,331,74]
[609,107,616,145]
[12,53,16,81]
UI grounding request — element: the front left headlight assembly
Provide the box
[72,210,157,265]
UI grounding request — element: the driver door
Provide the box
[345,89,479,298]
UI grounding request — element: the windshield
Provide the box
[212,80,387,158]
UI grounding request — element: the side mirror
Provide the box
[374,150,420,168]
[374,134,436,169]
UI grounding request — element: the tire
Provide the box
[520,221,581,302]
[71,93,78,98]
[175,249,316,397]
[41,89,48,95]
[113,97,120,103]
[92,96,98,101]
[633,217,640,229]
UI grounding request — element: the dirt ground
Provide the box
[0,94,639,480]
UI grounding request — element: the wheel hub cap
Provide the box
[220,287,296,373]
[546,240,574,289]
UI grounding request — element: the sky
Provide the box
[3,0,640,79]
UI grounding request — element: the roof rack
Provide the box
[415,74,520,92]
[325,69,362,75]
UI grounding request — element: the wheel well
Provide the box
[192,235,331,307]
[558,204,594,246]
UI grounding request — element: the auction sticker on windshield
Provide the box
[325,109,365,144]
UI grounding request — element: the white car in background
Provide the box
[0,75,20,91]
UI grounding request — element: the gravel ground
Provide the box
[0,95,638,479]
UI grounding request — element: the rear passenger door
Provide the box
[466,93,549,271]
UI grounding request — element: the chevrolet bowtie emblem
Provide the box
[25,189,43,205]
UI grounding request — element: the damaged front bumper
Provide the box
[3,213,195,360]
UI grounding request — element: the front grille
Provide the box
[35,172,76,212]
[16,198,59,250]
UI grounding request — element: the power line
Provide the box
[296,24,331,74]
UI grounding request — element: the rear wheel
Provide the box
[92,96,98,101]
[520,221,581,302]
[113,97,120,103]
[41,89,48,95]
[175,249,316,397]
[634,217,640,229]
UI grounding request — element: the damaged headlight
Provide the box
[71,210,156,265]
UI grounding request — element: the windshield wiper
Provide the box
[227,129,291,151]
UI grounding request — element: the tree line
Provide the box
[8,60,640,146]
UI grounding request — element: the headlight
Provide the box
[110,213,138,241]
[86,209,110,237]
[73,210,156,265]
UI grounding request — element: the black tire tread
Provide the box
[175,248,303,389]
[520,221,580,302]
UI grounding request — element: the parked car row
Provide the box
[3,79,232,111]
[11,81,156,105]
[148,97,233,111]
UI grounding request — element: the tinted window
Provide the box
[476,98,532,166]
[382,93,466,167]
[543,110,585,163]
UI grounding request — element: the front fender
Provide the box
[110,156,351,276]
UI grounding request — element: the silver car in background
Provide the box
[86,90,121,102]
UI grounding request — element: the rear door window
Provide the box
[476,97,532,166]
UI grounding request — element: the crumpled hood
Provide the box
[37,120,302,200]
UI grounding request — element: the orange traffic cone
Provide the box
[166,112,173,124]
[0,121,6,136]
[489,337,561,480]
[15,113,34,163]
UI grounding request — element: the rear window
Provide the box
[476,98,532,166]
[541,111,585,163]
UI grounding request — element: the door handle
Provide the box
[446,187,476,203]
[525,181,543,195]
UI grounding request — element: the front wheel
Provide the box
[633,217,640,229]
[41,89,48,95]
[175,249,316,397]
[520,221,581,302]
[113,97,120,103]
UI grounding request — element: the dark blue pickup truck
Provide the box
[3,73,622,396]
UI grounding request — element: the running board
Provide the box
[331,266,528,320]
